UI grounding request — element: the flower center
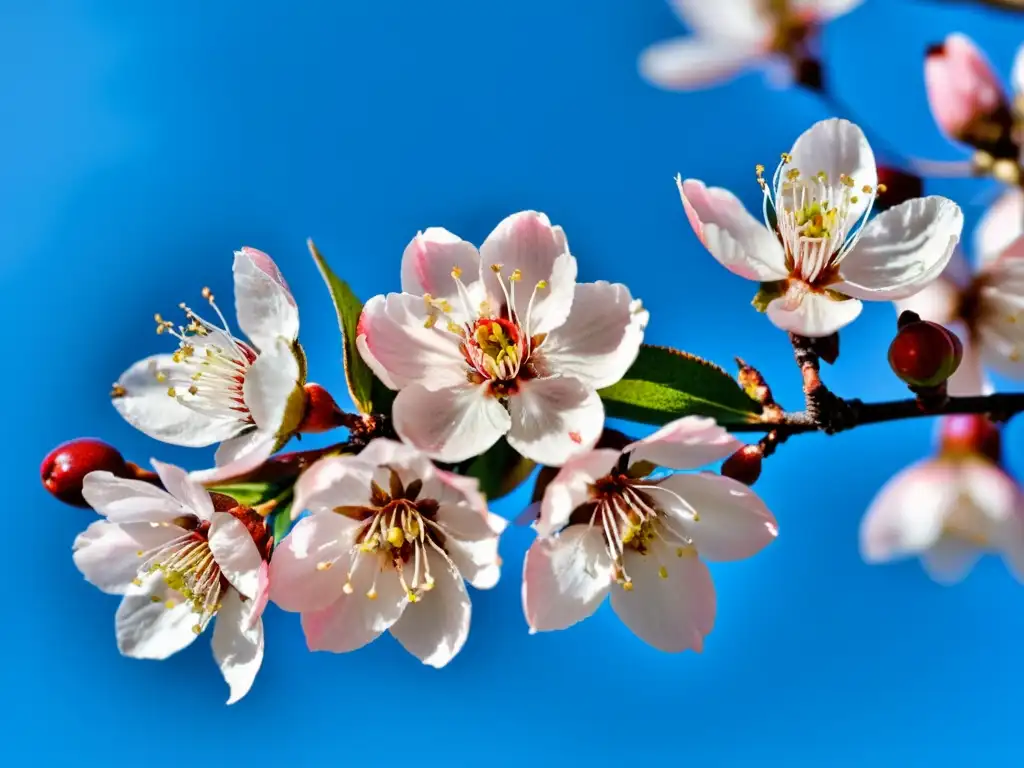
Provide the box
[328,469,458,604]
[153,287,257,423]
[572,473,700,591]
[422,264,549,386]
[756,159,881,287]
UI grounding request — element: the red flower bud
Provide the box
[41,438,128,507]
[297,383,348,433]
[720,445,763,487]
[888,320,963,388]
[939,414,1002,464]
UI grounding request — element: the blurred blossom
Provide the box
[638,0,864,91]
[860,415,1024,585]
[357,211,647,466]
[523,416,777,652]
[679,118,963,337]
[896,197,1024,390]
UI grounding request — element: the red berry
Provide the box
[720,445,763,486]
[940,414,1002,464]
[888,321,963,388]
[41,438,128,507]
[297,383,345,433]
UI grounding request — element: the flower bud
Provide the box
[720,445,763,486]
[888,320,963,388]
[297,383,347,433]
[41,438,128,507]
[939,414,1002,464]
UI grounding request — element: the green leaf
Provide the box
[272,502,294,545]
[466,439,536,500]
[206,482,276,507]
[598,344,762,427]
[308,239,395,415]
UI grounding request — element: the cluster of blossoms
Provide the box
[41,4,1024,705]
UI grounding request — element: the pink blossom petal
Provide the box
[233,247,299,348]
[268,513,359,613]
[624,415,741,471]
[522,526,613,633]
[676,178,787,281]
[291,455,377,518]
[479,211,577,335]
[921,538,981,585]
[400,228,482,311]
[506,376,603,467]
[393,383,511,463]
[655,473,778,561]
[975,189,1024,266]
[356,293,468,391]
[536,448,621,537]
[610,539,716,653]
[389,549,472,668]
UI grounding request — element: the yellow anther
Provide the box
[150,595,161,603]
[164,599,176,609]
[861,184,873,194]
[490,263,503,274]
[192,624,202,635]
[622,581,634,592]
[439,300,453,313]
[658,566,669,579]
[621,526,635,544]
[781,152,792,163]
[166,387,177,398]
[850,195,859,205]
[342,582,354,595]
[536,280,548,290]
[451,266,463,279]
[131,578,142,587]
[407,591,419,603]
[692,513,700,522]
[136,550,144,557]
[755,163,765,176]
[406,518,420,538]
[387,526,405,547]
[446,321,463,335]
[188,385,198,396]
[316,561,333,571]
[423,314,438,329]
[155,372,167,383]
[510,268,522,282]
[201,286,214,302]
[422,578,435,592]
[366,587,378,600]
[110,384,126,398]
[676,547,685,558]
[877,183,887,193]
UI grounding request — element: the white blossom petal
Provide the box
[791,0,864,20]
[356,293,469,391]
[244,335,303,434]
[506,377,603,467]
[539,281,647,389]
[610,540,715,653]
[151,459,214,520]
[639,38,766,90]
[291,455,377,518]
[656,473,778,561]
[432,489,505,590]
[838,196,963,300]
[668,1,771,41]
[115,571,202,660]
[112,355,244,447]
[212,588,264,704]
[390,549,471,668]
[479,211,578,335]
[233,247,299,348]
[73,520,189,595]
[536,448,620,537]
[301,555,408,653]
[766,289,863,337]
[208,512,263,599]
[522,526,613,633]
[393,382,511,463]
[81,472,191,524]
[921,537,981,585]
[975,189,1024,266]
[190,429,278,486]
[269,513,359,613]
[677,178,788,281]
[625,415,741,471]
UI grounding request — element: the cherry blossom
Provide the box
[111,248,307,482]
[896,197,1024,390]
[861,415,1024,585]
[269,439,506,668]
[357,212,648,465]
[72,460,271,703]
[679,118,964,337]
[522,416,777,652]
[639,0,864,91]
